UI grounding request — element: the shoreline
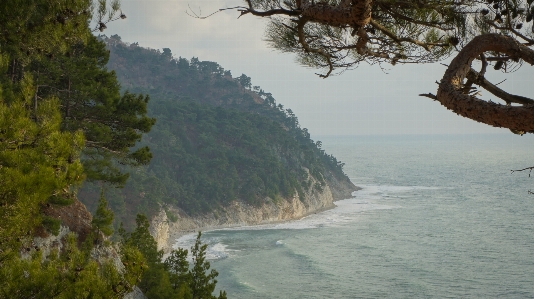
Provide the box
[166,185,361,250]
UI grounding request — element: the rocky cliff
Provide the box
[151,173,358,252]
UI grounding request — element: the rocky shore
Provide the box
[150,174,359,252]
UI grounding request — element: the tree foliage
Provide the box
[231,0,533,74]
[0,75,85,262]
[29,34,155,185]
[189,232,226,299]
[0,233,146,299]
[92,189,115,239]
[0,0,154,297]
[121,217,226,299]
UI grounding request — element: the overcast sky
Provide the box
[104,0,533,137]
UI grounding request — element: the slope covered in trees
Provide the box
[79,35,354,226]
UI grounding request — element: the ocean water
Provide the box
[173,134,534,298]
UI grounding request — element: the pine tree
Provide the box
[92,189,115,240]
[126,214,163,265]
[164,248,192,293]
[0,75,85,262]
[189,232,220,299]
[0,1,148,297]
[30,34,155,186]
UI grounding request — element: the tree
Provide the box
[124,214,163,265]
[237,74,252,89]
[30,34,155,186]
[200,0,534,133]
[189,232,227,299]
[0,1,147,297]
[0,75,85,262]
[122,219,226,299]
[164,248,191,294]
[0,233,145,298]
[92,189,115,240]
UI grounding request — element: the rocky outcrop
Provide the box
[25,199,94,259]
[151,174,358,252]
[124,286,148,299]
[149,209,170,252]
[41,198,93,243]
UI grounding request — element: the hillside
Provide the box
[79,34,356,229]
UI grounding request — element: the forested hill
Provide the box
[80,34,355,227]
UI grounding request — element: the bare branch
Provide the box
[239,0,300,18]
[419,93,438,100]
[511,166,534,175]
[186,5,246,19]
[484,20,534,45]
[466,68,534,106]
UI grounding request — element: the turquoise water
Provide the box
[175,134,534,298]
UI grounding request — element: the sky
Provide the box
[103,0,533,137]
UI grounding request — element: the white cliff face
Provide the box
[150,172,356,252]
[149,209,170,252]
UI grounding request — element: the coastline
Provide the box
[164,185,362,251]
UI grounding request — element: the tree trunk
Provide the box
[436,34,534,133]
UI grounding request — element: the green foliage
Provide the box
[0,1,152,298]
[122,217,226,299]
[165,209,179,223]
[41,216,61,236]
[79,37,353,224]
[162,232,227,299]
[30,34,156,185]
[164,248,191,292]
[0,0,91,70]
[124,214,163,265]
[0,76,85,261]
[0,233,143,299]
[189,232,220,299]
[92,189,115,238]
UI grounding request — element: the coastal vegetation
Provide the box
[79,35,352,226]
[0,0,355,297]
[0,0,227,297]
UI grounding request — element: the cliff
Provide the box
[151,171,358,252]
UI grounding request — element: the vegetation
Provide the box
[200,0,534,133]
[1,0,351,296]
[121,216,227,299]
[92,190,115,241]
[0,234,145,299]
[0,0,224,298]
[77,36,352,224]
[29,33,155,186]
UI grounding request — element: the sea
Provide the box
[173,134,534,298]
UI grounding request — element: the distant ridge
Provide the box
[78,34,357,230]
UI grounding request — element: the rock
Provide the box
[149,209,169,252]
[123,286,148,299]
[42,198,93,243]
[152,172,358,252]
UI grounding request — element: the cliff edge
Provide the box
[151,173,358,252]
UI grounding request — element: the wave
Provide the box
[170,184,438,257]
[170,234,233,261]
